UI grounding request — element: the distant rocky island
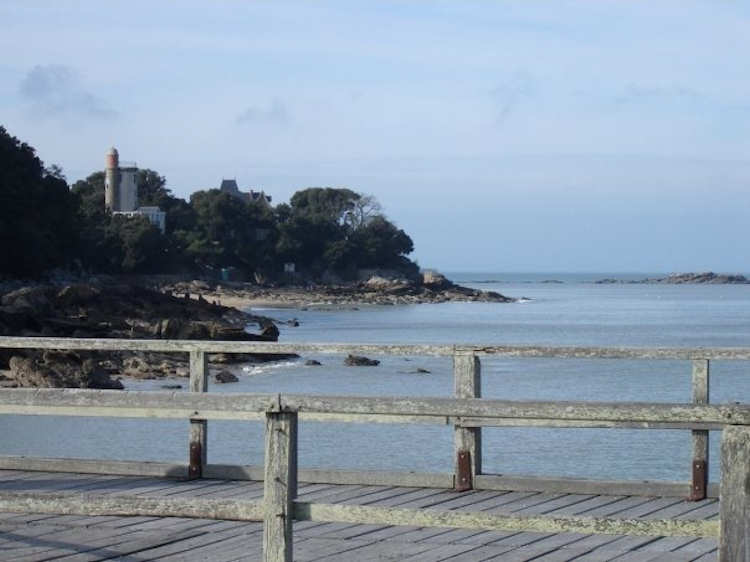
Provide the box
[595,272,749,285]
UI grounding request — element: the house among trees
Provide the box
[219,179,272,205]
[105,147,166,233]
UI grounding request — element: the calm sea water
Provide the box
[4,273,750,483]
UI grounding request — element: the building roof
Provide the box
[220,179,240,192]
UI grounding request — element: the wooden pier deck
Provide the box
[0,470,718,561]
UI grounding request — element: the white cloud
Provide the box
[19,64,116,121]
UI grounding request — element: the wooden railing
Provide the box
[1,337,750,560]
[1,336,745,496]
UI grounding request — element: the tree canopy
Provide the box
[0,126,77,277]
[0,126,418,280]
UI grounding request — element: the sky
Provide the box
[1,1,749,273]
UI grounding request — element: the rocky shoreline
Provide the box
[163,272,515,310]
[595,272,749,285]
[0,282,287,389]
[0,273,514,389]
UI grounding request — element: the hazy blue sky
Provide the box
[2,1,748,272]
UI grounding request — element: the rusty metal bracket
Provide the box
[689,460,707,501]
[188,442,202,480]
[455,450,472,492]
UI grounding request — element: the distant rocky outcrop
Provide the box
[166,271,515,308]
[595,272,749,285]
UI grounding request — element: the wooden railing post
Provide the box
[188,350,208,479]
[690,359,709,500]
[263,408,298,562]
[719,425,750,560]
[454,351,481,491]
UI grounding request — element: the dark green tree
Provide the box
[186,189,275,273]
[0,126,77,277]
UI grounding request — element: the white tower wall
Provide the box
[119,168,138,212]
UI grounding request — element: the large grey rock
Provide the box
[8,352,123,389]
[56,284,100,306]
[1,286,52,311]
[344,354,380,367]
[214,370,239,383]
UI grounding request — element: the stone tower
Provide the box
[104,147,121,211]
[104,147,138,212]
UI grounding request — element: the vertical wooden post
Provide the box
[454,351,481,491]
[263,409,297,562]
[188,350,208,480]
[690,359,709,500]
[719,425,750,561]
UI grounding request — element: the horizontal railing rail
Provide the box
[3,335,750,359]
[0,387,747,425]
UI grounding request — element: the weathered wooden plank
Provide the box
[262,411,297,562]
[673,537,719,556]
[643,498,716,520]
[419,490,511,511]
[458,417,724,430]
[297,485,375,503]
[634,535,702,552]
[605,497,685,519]
[0,388,272,420]
[694,552,721,561]
[400,543,484,561]
[303,412,451,424]
[106,525,260,562]
[362,487,450,509]
[474,475,702,498]
[454,352,481,490]
[0,525,156,561]
[0,491,263,520]
[439,544,518,561]
[290,537,379,561]
[47,527,225,562]
[458,344,750,361]
[675,500,720,521]
[338,486,421,506]
[0,456,189,478]
[282,393,750,425]
[720,425,750,561]
[506,494,595,516]
[569,496,657,518]
[295,468,453,489]
[4,335,750,360]
[2,387,749,426]
[294,501,719,537]
[312,539,436,562]
[0,336,455,356]
[189,349,208,479]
